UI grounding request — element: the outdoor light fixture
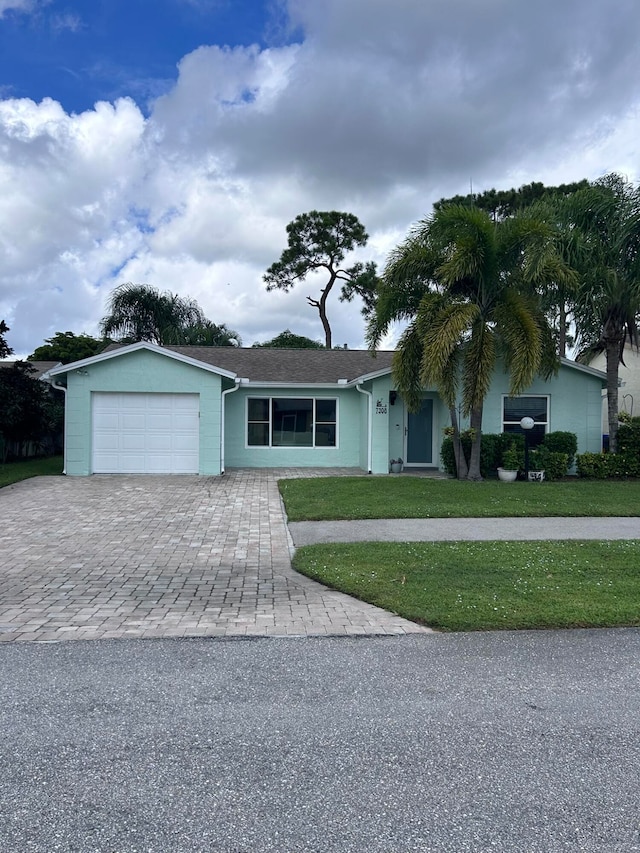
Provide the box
[389,390,397,405]
[520,416,534,478]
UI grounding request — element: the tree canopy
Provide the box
[100,283,240,347]
[0,320,13,359]
[568,174,640,451]
[434,179,590,222]
[0,362,63,461]
[370,204,565,480]
[251,329,324,348]
[28,331,108,364]
[163,320,242,347]
[263,210,378,349]
[100,283,205,345]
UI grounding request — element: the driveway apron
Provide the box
[0,470,427,642]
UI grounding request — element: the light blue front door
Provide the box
[406,399,434,465]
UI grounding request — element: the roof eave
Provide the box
[46,341,237,379]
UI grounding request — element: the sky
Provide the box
[1,0,639,358]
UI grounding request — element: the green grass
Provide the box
[279,476,640,521]
[293,540,640,631]
[0,456,63,488]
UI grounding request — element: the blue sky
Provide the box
[1,0,639,357]
[0,0,291,113]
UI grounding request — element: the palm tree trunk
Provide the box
[467,407,483,481]
[449,406,469,479]
[605,336,620,452]
[557,303,567,358]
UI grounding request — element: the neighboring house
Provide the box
[587,343,640,434]
[0,360,60,377]
[44,342,606,476]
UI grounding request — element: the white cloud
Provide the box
[2,0,640,357]
[0,0,39,16]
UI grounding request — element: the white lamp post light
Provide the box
[520,416,535,478]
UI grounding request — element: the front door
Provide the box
[405,398,434,466]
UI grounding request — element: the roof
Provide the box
[45,342,394,384]
[559,356,607,382]
[41,342,604,387]
[164,346,394,383]
[0,360,60,378]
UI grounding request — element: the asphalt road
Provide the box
[1,631,639,852]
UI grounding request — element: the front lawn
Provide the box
[293,540,640,631]
[0,456,63,488]
[279,476,640,521]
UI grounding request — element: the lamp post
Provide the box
[520,416,534,479]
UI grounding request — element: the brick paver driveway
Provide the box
[0,470,426,642]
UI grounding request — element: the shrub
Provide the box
[501,444,523,471]
[529,448,569,480]
[576,452,609,478]
[617,419,640,457]
[441,431,523,478]
[576,451,640,479]
[541,431,577,471]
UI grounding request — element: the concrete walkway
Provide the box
[0,470,428,643]
[290,516,640,545]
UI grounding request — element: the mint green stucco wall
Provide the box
[64,350,223,476]
[386,389,448,471]
[61,352,604,478]
[223,387,366,469]
[480,362,604,453]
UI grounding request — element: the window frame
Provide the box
[246,396,339,449]
[502,394,549,446]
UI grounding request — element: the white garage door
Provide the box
[92,392,200,474]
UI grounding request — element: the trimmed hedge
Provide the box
[576,418,640,479]
[441,430,574,480]
[576,451,640,479]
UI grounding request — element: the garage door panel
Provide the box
[93,433,120,451]
[121,414,146,430]
[173,434,198,451]
[146,434,173,451]
[147,414,173,430]
[92,392,200,474]
[122,434,147,451]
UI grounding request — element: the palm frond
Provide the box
[461,320,495,416]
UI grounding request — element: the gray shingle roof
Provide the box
[0,360,59,378]
[164,347,393,383]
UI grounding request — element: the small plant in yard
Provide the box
[501,445,522,471]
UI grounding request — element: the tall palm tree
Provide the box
[370,205,564,480]
[164,320,242,347]
[568,175,640,452]
[100,283,206,346]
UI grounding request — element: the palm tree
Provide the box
[165,320,242,347]
[568,175,640,452]
[100,283,206,345]
[370,205,564,480]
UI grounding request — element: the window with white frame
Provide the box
[502,396,548,447]
[247,397,337,447]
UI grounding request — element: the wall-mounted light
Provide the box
[389,390,398,406]
[76,368,89,376]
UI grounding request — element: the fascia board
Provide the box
[240,382,349,390]
[346,367,393,386]
[560,357,607,383]
[46,341,237,379]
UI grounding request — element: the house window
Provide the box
[247,398,338,448]
[502,396,548,447]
